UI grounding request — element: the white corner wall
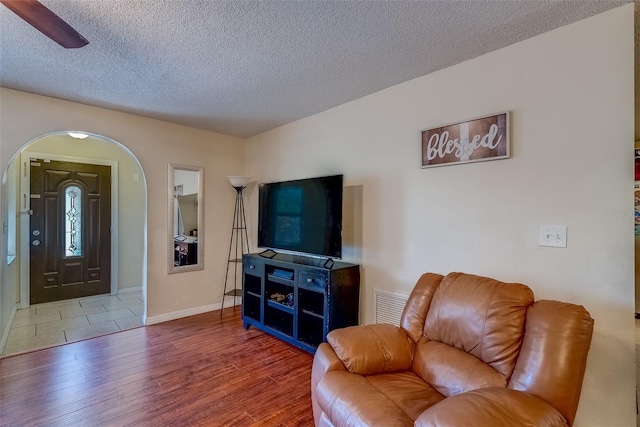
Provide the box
[246,5,634,426]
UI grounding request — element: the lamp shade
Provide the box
[227,176,251,188]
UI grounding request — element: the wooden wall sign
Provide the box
[421,112,510,168]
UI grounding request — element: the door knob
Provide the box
[32,240,40,246]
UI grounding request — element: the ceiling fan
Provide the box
[1,0,88,48]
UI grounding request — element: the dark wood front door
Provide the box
[30,159,111,304]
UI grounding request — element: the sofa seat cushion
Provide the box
[365,372,446,419]
[413,339,507,397]
[316,370,444,426]
[414,387,568,427]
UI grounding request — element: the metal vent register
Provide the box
[373,289,409,326]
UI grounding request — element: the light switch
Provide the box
[539,225,567,248]
[133,173,140,182]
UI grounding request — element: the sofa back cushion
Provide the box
[400,273,444,342]
[420,273,534,390]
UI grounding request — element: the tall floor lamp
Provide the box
[221,176,251,315]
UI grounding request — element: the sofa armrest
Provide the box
[415,387,568,427]
[326,324,414,375]
[312,343,346,426]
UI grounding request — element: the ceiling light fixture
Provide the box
[68,132,88,139]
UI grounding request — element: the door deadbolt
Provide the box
[32,230,40,236]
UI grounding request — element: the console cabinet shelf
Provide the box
[242,253,360,353]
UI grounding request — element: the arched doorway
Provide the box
[0,131,147,356]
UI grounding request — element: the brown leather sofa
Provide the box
[311,272,594,427]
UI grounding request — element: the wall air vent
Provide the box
[373,289,409,326]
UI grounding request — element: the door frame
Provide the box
[19,151,119,308]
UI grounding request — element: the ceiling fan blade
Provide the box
[1,0,88,48]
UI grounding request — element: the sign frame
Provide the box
[421,111,510,168]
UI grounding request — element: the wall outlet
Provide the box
[539,225,567,248]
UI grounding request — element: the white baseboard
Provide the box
[0,304,18,355]
[144,298,241,325]
[117,286,143,295]
[145,297,242,325]
[145,303,221,325]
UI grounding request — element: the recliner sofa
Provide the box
[311,272,594,426]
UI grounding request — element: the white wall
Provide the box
[246,5,634,426]
[174,169,199,196]
[0,88,246,325]
[0,159,20,346]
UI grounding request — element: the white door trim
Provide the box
[19,151,119,308]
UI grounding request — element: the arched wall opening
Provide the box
[0,131,148,352]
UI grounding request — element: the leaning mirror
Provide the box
[168,164,204,273]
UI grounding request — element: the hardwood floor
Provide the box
[0,307,315,426]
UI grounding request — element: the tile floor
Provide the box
[2,291,144,357]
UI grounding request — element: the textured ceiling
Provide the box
[0,0,631,138]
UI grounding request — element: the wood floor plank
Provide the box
[0,308,315,426]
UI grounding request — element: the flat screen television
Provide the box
[258,174,343,258]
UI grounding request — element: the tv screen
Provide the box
[258,175,343,258]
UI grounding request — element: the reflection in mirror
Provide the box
[168,164,204,273]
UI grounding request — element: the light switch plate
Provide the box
[539,225,567,248]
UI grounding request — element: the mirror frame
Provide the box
[168,163,204,273]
